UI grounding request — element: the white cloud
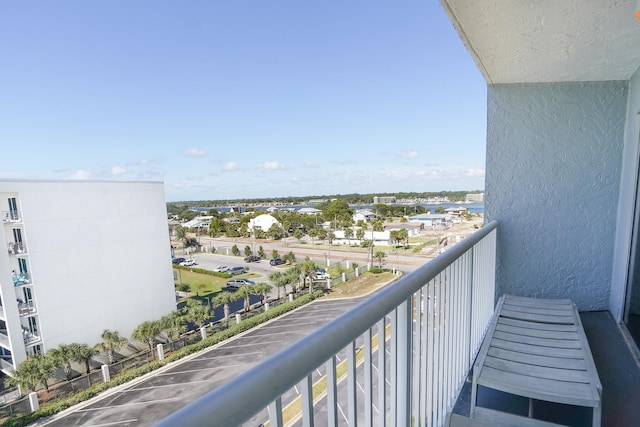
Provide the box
[111,166,126,175]
[465,168,485,177]
[224,162,244,171]
[259,161,286,170]
[69,169,92,179]
[303,161,320,168]
[185,148,206,157]
[401,150,419,159]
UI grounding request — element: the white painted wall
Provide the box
[611,67,640,321]
[485,81,628,310]
[0,180,175,364]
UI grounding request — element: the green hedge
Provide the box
[2,290,324,427]
[173,265,231,278]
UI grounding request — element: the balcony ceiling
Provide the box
[440,0,640,84]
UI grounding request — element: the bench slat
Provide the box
[487,347,587,370]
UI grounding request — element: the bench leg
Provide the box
[593,404,601,427]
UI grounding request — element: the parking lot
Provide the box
[41,296,367,426]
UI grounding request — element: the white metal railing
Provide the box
[156,221,498,427]
[7,241,26,255]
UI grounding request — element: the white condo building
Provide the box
[0,180,176,374]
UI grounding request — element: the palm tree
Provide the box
[9,354,55,393]
[70,343,98,375]
[344,227,353,246]
[183,299,212,331]
[356,228,365,242]
[159,312,187,344]
[214,291,239,325]
[301,258,318,294]
[254,282,273,304]
[269,271,286,299]
[98,329,128,364]
[132,320,162,359]
[47,344,75,381]
[374,250,387,268]
[307,227,318,245]
[237,285,254,312]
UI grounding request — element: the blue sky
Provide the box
[0,1,487,202]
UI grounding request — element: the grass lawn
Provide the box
[174,268,261,296]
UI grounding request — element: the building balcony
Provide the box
[22,328,40,346]
[0,330,10,350]
[155,221,640,427]
[12,272,30,287]
[7,241,26,256]
[1,210,21,224]
[17,301,36,316]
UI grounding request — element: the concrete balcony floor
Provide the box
[450,311,640,427]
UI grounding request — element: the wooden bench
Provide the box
[470,295,602,426]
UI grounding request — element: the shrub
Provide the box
[369,267,384,274]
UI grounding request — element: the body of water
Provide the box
[193,202,484,215]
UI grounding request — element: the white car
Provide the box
[180,259,197,266]
[213,265,229,272]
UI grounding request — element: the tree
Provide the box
[132,320,162,358]
[237,285,254,312]
[271,249,280,260]
[307,227,318,245]
[283,251,296,264]
[214,292,239,325]
[356,228,365,242]
[374,251,387,268]
[269,271,286,299]
[97,330,128,365]
[174,225,187,241]
[300,258,317,294]
[293,228,303,243]
[12,354,55,392]
[231,244,240,256]
[183,299,212,330]
[47,344,75,381]
[435,205,446,214]
[70,343,98,375]
[258,246,265,258]
[159,313,186,343]
[317,228,327,241]
[184,237,198,251]
[344,228,353,246]
[267,223,284,240]
[244,245,252,257]
[254,282,273,304]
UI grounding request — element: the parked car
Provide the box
[315,272,331,280]
[179,259,197,266]
[244,255,260,263]
[227,266,246,275]
[222,278,255,291]
[270,258,284,266]
[172,257,186,264]
[213,265,229,272]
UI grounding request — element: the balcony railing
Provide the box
[1,210,21,224]
[7,241,26,255]
[22,328,40,346]
[157,221,498,427]
[12,273,30,287]
[17,302,36,316]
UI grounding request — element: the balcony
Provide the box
[17,301,36,316]
[22,328,40,346]
[157,222,499,427]
[7,241,26,256]
[12,272,30,287]
[155,221,640,427]
[1,210,21,224]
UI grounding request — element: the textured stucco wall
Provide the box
[486,81,628,310]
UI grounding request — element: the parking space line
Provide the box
[127,379,213,392]
[83,419,138,426]
[158,365,239,376]
[192,351,263,361]
[77,397,180,412]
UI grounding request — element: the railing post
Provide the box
[101,364,110,382]
[396,298,412,426]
